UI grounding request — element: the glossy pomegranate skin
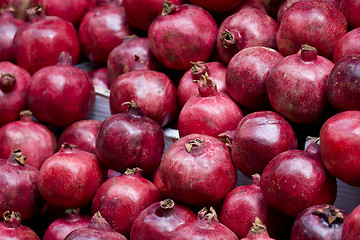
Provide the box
[13,14,80,74]
[107,37,161,82]
[0,9,25,62]
[320,111,360,186]
[326,55,360,112]
[260,149,337,217]
[109,70,178,127]
[78,5,134,64]
[87,67,111,90]
[0,61,31,126]
[226,46,284,110]
[342,204,360,240]
[188,0,242,13]
[177,61,227,108]
[0,211,40,240]
[231,111,298,178]
[129,199,197,240]
[58,119,102,154]
[38,144,104,208]
[266,45,334,124]
[158,134,237,207]
[0,111,57,170]
[333,28,360,63]
[291,204,348,240]
[276,0,348,59]
[216,8,279,64]
[91,169,162,237]
[340,0,360,29]
[148,3,218,70]
[26,58,96,129]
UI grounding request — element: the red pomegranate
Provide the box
[0,211,40,240]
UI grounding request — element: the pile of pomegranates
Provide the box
[1,0,360,239]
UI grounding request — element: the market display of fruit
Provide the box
[0,0,360,239]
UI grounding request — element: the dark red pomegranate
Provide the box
[107,36,162,82]
[226,46,284,110]
[43,208,92,240]
[26,53,96,129]
[96,101,164,177]
[38,144,104,208]
[78,4,134,64]
[158,134,237,207]
[216,8,279,64]
[64,211,127,240]
[276,0,348,59]
[319,110,360,186]
[266,45,334,124]
[170,207,239,239]
[130,199,197,240]
[0,110,57,170]
[0,8,25,62]
[340,0,360,29]
[188,0,242,13]
[58,119,102,154]
[148,2,218,70]
[91,168,162,237]
[342,204,360,240]
[260,149,337,217]
[177,61,227,108]
[0,61,31,126]
[326,55,360,112]
[0,211,40,240]
[87,67,111,90]
[291,204,348,240]
[333,28,360,63]
[240,217,275,240]
[109,70,178,127]
[0,149,44,221]
[12,7,80,74]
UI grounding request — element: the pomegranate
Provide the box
[107,37,161,82]
[123,0,184,31]
[158,134,237,207]
[148,2,218,70]
[91,168,162,237]
[266,45,334,124]
[0,211,40,240]
[260,149,337,217]
[226,46,284,110]
[26,52,96,129]
[342,204,360,240]
[170,207,239,239]
[326,55,360,112]
[109,70,178,127]
[12,6,80,74]
[0,0,31,20]
[177,61,227,108]
[291,204,348,240]
[152,167,170,198]
[319,110,360,186]
[231,111,298,178]
[340,0,360,29]
[0,61,31,126]
[96,0,123,6]
[0,110,57,170]
[78,4,134,64]
[216,8,279,64]
[0,149,44,221]
[87,67,111,90]
[276,0,348,59]
[38,144,104,208]
[130,199,197,240]
[58,119,101,154]
[178,74,243,137]
[0,8,25,62]
[333,28,360,63]
[64,211,127,240]
[43,208,92,240]
[188,0,242,13]
[240,217,275,240]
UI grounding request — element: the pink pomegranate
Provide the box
[148,2,218,70]
[266,45,334,124]
[216,8,279,64]
[0,61,31,126]
[342,204,360,240]
[0,211,40,240]
[333,28,360,63]
[38,144,104,208]
[12,7,80,74]
[177,61,227,108]
[240,217,275,240]
[226,46,284,110]
[87,67,111,90]
[130,199,197,240]
[276,0,348,59]
[0,110,57,170]
[188,0,242,13]
[78,4,134,64]
[158,134,237,207]
[340,0,360,29]
[91,168,162,237]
